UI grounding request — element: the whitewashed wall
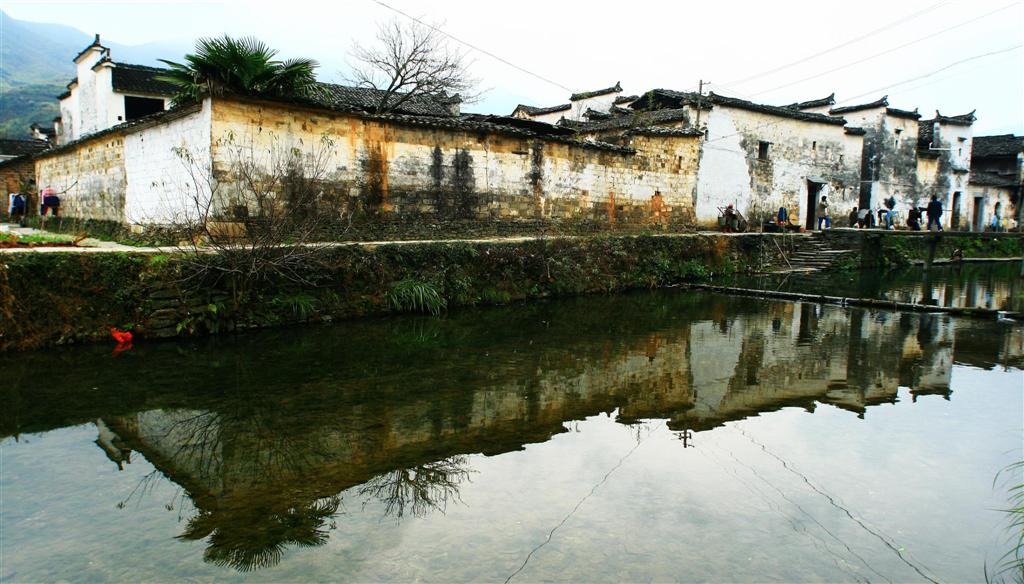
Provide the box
[124,100,212,224]
[694,106,862,227]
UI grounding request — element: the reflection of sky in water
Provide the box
[730,262,1024,311]
[1,290,1022,582]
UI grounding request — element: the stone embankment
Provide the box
[1,230,1020,352]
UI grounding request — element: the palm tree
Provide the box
[158,36,319,106]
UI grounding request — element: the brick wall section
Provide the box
[209,98,700,228]
[35,135,127,222]
[0,157,35,205]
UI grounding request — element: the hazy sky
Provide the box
[6,0,1023,134]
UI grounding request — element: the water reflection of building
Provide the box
[885,267,1023,312]
[2,294,1020,573]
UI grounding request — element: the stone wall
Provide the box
[35,133,127,222]
[0,157,34,207]
[0,233,777,351]
[208,97,699,230]
[35,104,208,225]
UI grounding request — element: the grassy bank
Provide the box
[0,234,759,351]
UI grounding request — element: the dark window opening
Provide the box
[812,140,817,151]
[124,96,165,121]
[758,141,770,160]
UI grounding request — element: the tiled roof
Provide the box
[972,134,1024,158]
[460,114,578,137]
[30,123,57,139]
[631,89,846,125]
[583,108,612,121]
[829,96,888,115]
[918,120,935,151]
[512,103,571,116]
[312,83,458,117]
[929,110,976,126]
[568,107,693,133]
[706,92,848,125]
[623,126,703,138]
[885,107,920,119]
[613,94,639,105]
[236,94,632,153]
[969,172,1017,187]
[34,104,204,160]
[844,127,867,136]
[786,93,835,111]
[570,82,621,102]
[72,34,108,63]
[0,138,50,157]
[110,63,178,96]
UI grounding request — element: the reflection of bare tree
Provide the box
[358,456,473,519]
[179,495,341,573]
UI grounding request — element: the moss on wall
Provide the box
[0,233,772,352]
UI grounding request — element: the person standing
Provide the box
[992,201,1003,231]
[907,206,922,231]
[816,195,830,230]
[8,191,26,225]
[848,206,859,228]
[40,187,61,217]
[926,195,943,231]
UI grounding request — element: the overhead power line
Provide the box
[367,0,575,93]
[703,43,1022,146]
[750,2,1019,97]
[840,43,1022,104]
[725,0,950,87]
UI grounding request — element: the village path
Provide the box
[0,222,780,254]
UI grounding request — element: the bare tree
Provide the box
[348,18,478,114]
[170,131,350,312]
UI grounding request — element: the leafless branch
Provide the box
[347,18,480,114]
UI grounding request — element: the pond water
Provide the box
[728,262,1024,312]
[2,285,1022,582]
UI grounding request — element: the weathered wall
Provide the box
[919,120,973,230]
[840,108,921,212]
[694,106,862,227]
[124,103,211,224]
[208,97,699,229]
[35,133,127,222]
[968,184,1016,231]
[0,157,34,202]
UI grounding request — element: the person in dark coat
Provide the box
[926,195,943,231]
[907,206,922,231]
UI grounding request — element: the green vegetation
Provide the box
[387,279,447,316]
[0,83,62,138]
[0,234,753,351]
[990,460,1024,583]
[158,36,319,106]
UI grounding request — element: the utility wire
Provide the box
[703,44,1021,146]
[725,0,950,87]
[750,2,1019,97]
[367,0,575,93]
[841,44,1022,104]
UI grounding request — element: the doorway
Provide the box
[973,196,984,231]
[806,181,823,230]
[951,192,962,230]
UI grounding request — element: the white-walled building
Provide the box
[56,35,176,144]
[511,82,633,125]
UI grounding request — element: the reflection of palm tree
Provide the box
[179,496,340,573]
[358,456,473,519]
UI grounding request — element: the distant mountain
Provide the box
[0,10,187,138]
